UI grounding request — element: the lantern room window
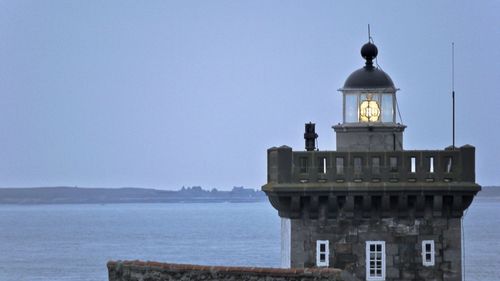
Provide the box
[345,94,358,123]
[381,94,394,122]
[342,91,395,124]
[359,94,381,122]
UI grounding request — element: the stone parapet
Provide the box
[264,145,480,219]
[265,145,476,185]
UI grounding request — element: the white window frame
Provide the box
[429,157,435,173]
[318,157,327,174]
[422,240,435,266]
[316,240,329,267]
[366,241,386,281]
[410,157,417,173]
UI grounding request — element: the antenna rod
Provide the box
[452,42,455,148]
[368,24,372,42]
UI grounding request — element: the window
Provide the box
[389,157,398,172]
[366,241,385,281]
[422,240,435,266]
[428,157,434,173]
[345,94,358,123]
[371,157,380,175]
[336,157,344,175]
[300,157,308,174]
[354,157,363,174]
[410,157,417,173]
[359,93,381,122]
[381,94,394,123]
[316,240,329,267]
[445,157,453,173]
[344,93,396,123]
[318,157,327,174]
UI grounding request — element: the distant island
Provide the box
[0,186,497,205]
[0,186,267,204]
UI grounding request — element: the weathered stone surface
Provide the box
[107,261,345,281]
[264,145,479,281]
[334,242,352,253]
[418,266,441,281]
[386,267,399,279]
[401,270,416,280]
[287,216,465,280]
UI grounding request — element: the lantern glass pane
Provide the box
[359,93,381,122]
[345,94,358,122]
[381,94,394,122]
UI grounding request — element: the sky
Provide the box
[0,1,498,190]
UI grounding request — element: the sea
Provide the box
[0,197,498,281]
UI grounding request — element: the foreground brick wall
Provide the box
[107,261,345,281]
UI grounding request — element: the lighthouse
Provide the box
[262,40,480,281]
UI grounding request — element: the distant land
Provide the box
[0,186,267,204]
[0,186,497,205]
[475,186,500,198]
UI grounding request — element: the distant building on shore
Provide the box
[262,40,480,280]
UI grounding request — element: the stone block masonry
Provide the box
[264,144,479,280]
[108,261,348,281]
[289,217,462,280]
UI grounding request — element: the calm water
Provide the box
[0,199,497,281]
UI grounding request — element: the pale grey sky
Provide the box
[0,1,498,189]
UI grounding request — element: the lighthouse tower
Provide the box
[262,41,480,281]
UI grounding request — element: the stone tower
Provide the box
[262,41,480,281]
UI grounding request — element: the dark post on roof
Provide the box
[304,122,318,151]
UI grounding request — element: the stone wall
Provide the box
[333,125,405,152]
[290,217,462,281]
[108,261,346,281]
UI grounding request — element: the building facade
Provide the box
[262,41,480,281]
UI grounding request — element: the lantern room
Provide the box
[340,42,397,124]
[333,41,406,152]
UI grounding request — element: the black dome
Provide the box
[342,42,395,89]
[343,67,395,89]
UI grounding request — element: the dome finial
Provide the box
[361,41,378,68]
